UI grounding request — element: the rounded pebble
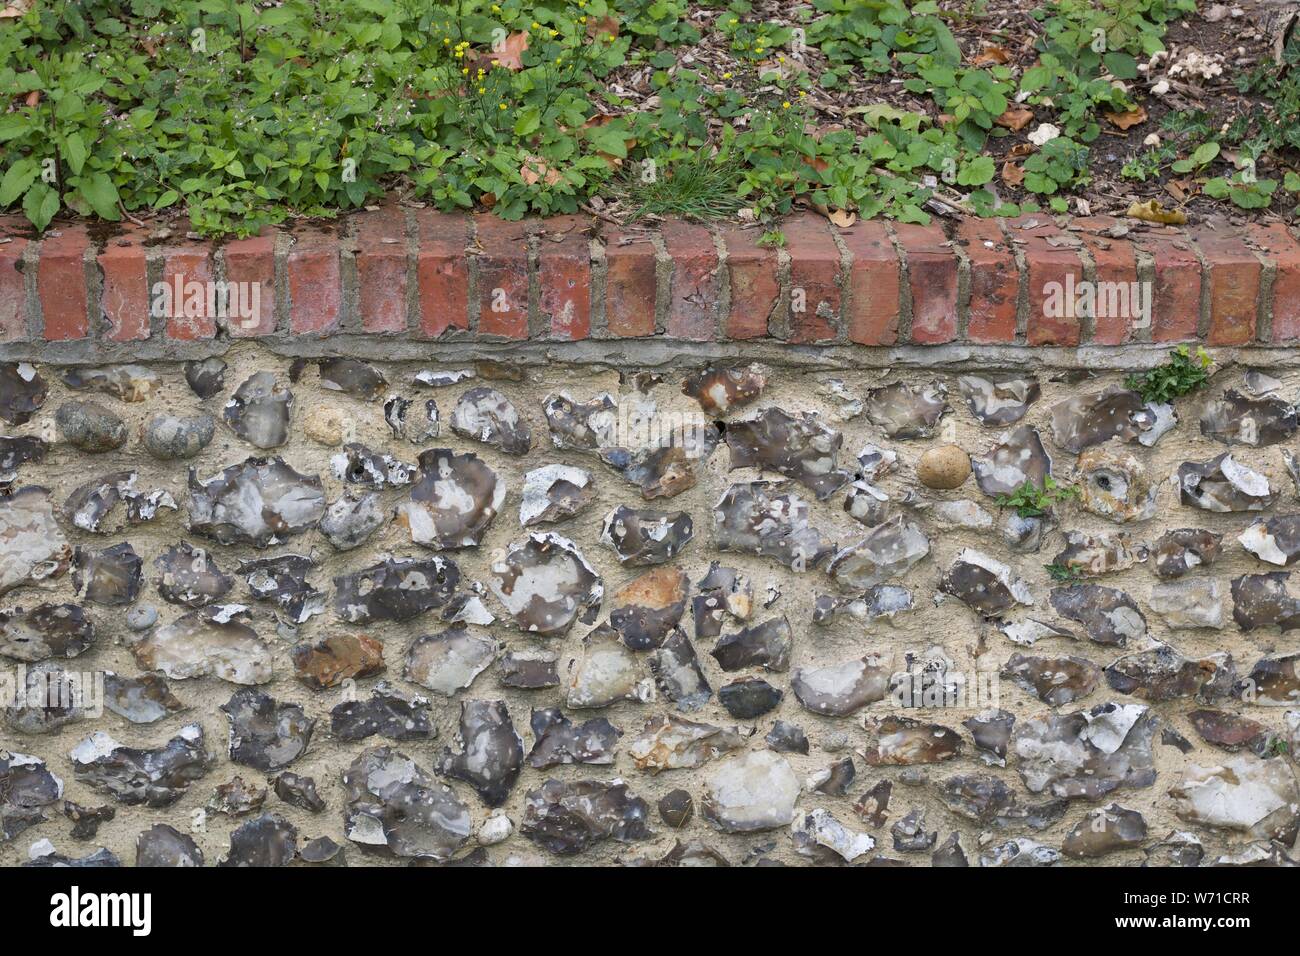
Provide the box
[55,401,127,452]
[142,412,215,460]
[127,606,158,630]
[658,788,694,828]
[917,445,971,489]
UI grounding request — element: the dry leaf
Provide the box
[487,31,529,71]
[995,107,1034,132]
[1007,142,1034,159]
[970,45,1011,66]
[521,155,563,186]
[587,15,619,40]
[1165,178,1190,202]
[813,203,856,228]
[1126,199,1187,225]
[1105,106,1148,130]
[1001,160,1025,187]
[0,0,33,18]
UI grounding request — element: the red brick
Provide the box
[415,209,469,338]
[0,221,29,342]
[782,212,840,343]
[159,238,216,340]
[1132,227,1200,342]
[37,225,90,340]
[1195,228,1260,346]
[603,227,657,337]
[355,206,409,334]
[957,218,1017,343]
[1247,222,1300,344]
[96,226,150,342]
[1009,216,1085,346]
[287,226,342,335]
[1074,217,1141,345]
[895,222,958,344]
[661,220,718,340]
[223,230,277,336]
[474,215,530,339]
[537,215,591,340]
[720,225,778,340]
[838,220,900,345]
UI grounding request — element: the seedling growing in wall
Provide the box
[1124,345,1212,404]
[995,476,1078,518]
[1045,561,1084,584]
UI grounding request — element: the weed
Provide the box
[995,476,1079,518]
[1124,346,1213,404]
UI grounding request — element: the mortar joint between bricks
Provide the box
[339,215,362,334]
[650,229,670,336]
[272,230,292,337]
[1186,233,1213,340]
[710,226,730,342]
[1255,245,1277,345]
[950,233,972,341]
[998,217,1030,344]
[21,240,38,340]
[771,244,793,340]
[211,243,231,340]
[465,215,482,334]
[884,222,914,344]
[526,228,543,338]
[401,207,420,335]
[830,227,852,345]
[588,233,609,338]
[1131,244,1156,346]
[1075,238,1098,345]
[144,241,166,341]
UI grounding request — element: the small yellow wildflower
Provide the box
[782,101,791,109]
[499,103,508,110]
[478,87,486,93]
[722,71,733,79]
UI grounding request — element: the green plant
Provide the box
[612,151,747,220]
[1045,562,1084,584]
[1124,346,1213,403]
[756,229,785,248]
[995,476,1079,518]
[1022,136,1089,195]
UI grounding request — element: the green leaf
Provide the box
[957,155,995,186]
[513,106,540,137]
[0,159,39,207]
[1102,52,1138,80]
[77,172,122,220]
[23,182,60,231]
[64,133,88,176]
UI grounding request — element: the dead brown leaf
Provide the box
[587,15,619,40]
[970,45,1011,66]
[1105,106,1148,130]
[1007,142,1034,159]
[995,107,1034,132]
[0,0,33,18]
[521,155,563,186]
[1126,199,1187,225]
[813,203,856,228]
[487,31,529,71]
[1001,161,1025,187]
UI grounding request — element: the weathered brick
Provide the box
[1074,217,1141,345]
[838,220,900,346]
[355,206,409,334]
[1009,216,1085,346]
[1247,222,1300,344]
[38,225,91,341]
[415,209,469,338]
[287,226,342,335]
[1132,228,1200,343]
[720,225,778,340]
[661,220,718,341]
[0,221,30,342]
[474,215,531,339]
[956,218,1017,343]
[223,230,277,337]
[160,238,216,340]
[603,226,657,338]
[895,222,958,345]
[1196,228,1260,346]
[537,215,591,340]
[96,226,151,342]
[782,212,840,343]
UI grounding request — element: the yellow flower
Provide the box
[499,103,507,110]
[443,37,451,45]
[579,16,587,23]
[462,67,469,74]
[549,30,558,37]
[729,18,738,25]
[782,101,791,109]
[722,71,732,79]
[531,21,540,29]
[798,90,807,97]
[478,87,486,93]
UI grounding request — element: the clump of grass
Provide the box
[1124,346,1213,404]
[995,476,1079,518]
[614,153,749,221]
